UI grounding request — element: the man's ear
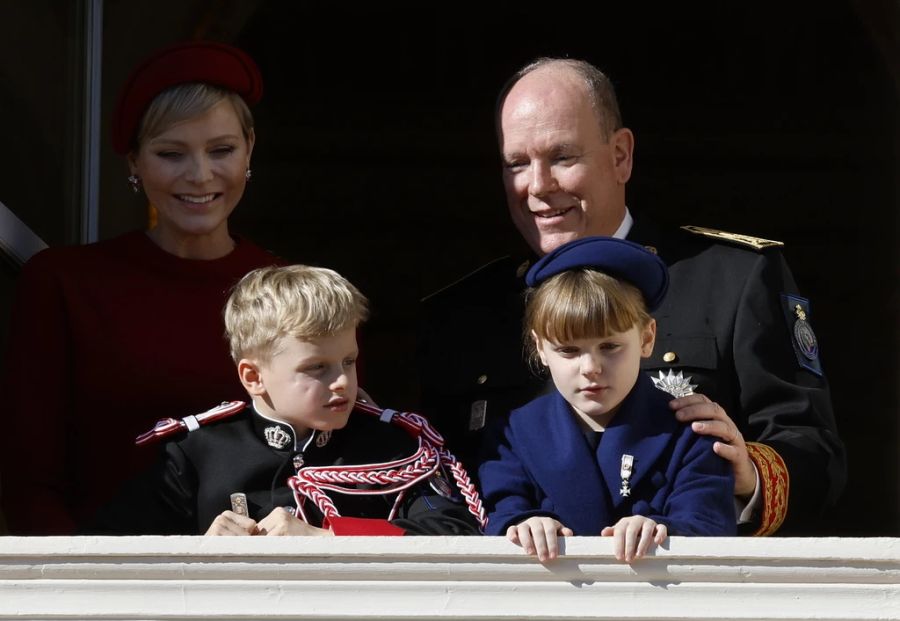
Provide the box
[238,359,266,396]
[640,319,657,358]
[532,330,549,366]
[610,127,634,185]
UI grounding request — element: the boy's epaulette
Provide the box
[135,401,246,446]
[681,225,784,251]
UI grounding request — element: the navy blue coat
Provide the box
[421,223,845,534]
[479,374,736,537]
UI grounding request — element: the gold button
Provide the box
[663,352,678,363]
[476,374,488,385]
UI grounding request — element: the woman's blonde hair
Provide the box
[224,265,369,363]
[135,82,254,150]
[524,268,651,369]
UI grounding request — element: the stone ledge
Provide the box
[1,536,897,620]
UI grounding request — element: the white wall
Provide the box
[1,536,898,620]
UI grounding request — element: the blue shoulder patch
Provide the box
[780,294,823,376]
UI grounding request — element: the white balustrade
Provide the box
[1,536,897,620]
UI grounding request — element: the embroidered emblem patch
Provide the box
[651,370,698,398]
[264,425,292,449]
[780,294,823,376]
[315,430,332,448]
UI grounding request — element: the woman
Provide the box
[0,41,280,534]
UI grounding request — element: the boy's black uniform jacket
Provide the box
[419,221,846,535]
[87,405,481,536]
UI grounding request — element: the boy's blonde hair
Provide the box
[524,268,652,368]
[224,265,368,362]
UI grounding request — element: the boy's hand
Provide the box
[507,516,573,562]
[256,507,334,536]
[205,510,259,536]
[600,516,667,562]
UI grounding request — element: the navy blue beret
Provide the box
[525,236,669,311]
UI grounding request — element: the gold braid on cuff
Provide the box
[746,442,789,536]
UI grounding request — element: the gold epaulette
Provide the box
[746,442,789,536]
[681,225,784,250]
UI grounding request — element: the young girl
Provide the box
[478,236,735,562]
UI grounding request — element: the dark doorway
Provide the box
[3,1,896,535]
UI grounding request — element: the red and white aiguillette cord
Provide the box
[288,402,487,530]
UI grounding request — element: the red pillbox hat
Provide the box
[111,40,263,155]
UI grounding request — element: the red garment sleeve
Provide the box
[1,250,77,534]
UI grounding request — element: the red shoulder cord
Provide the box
[288,402,488,531]
[134,401,247,446]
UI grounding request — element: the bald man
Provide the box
[420,58,845,535]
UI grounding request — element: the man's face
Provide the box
[499,68,633,256]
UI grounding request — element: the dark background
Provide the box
[233,3,898,535]
[1,0,897,535]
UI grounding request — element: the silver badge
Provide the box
[429,472,454,499]
[316,430,332,448]
[620,454,634,497]
[651,369,698,398]
[469,400,487,431]
[264,425,292,449]
[429,467,462,503]
[230,492,248,516]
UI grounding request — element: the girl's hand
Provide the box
[507,516,574,562]
[601,516,667,562]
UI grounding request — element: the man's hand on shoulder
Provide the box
[670,394,757,498]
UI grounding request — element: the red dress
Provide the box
[0,231,280,534]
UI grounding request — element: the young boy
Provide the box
[88,265,483,536]
[478,237,735,561]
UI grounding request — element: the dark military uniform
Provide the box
[419,221,846,535]
[86,405,481,536]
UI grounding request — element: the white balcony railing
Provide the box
[1,536,898,620]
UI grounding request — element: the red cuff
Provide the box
[324,516,406,536]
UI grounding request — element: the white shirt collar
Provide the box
[612,207,634,240]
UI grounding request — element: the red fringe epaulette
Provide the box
[135,401,246,446]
